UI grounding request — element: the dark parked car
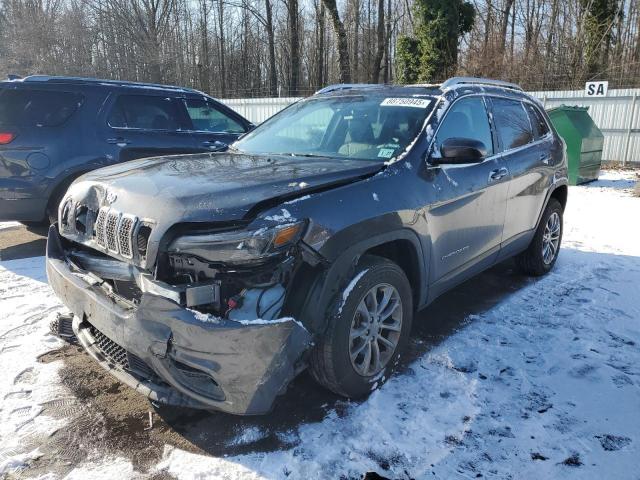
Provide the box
[47,77,568,415]
[0,75,253,223]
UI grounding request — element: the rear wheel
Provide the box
[310,255,413,398]
[515,198,563,276]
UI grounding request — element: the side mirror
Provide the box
[436,137,487,164]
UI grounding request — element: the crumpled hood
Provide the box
[72,151,383,223]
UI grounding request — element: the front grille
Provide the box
[90,325,128,368]
[118,216,135,258]
[93,207,144,260]
[105,211,119,252]
[94,209,108,248]
[88,324,156,380]
[136,225,152,258]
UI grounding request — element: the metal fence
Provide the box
[221,88,640,164]
[530,88,640,165]
[221,97,302,124]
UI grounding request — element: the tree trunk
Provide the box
[383,0,391,83]
[217,0,226,96]
[370,0,385,82]
[265,0,277,96]
[288,0,300,95]
[322,0,352,82]
[353,0,360,82]
[499,0,515,57]
[317,1,326,88]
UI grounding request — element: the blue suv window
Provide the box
[0,89,82,127]
[184,99,246,133]
[491,98,534,151]
[108,95,183,131]
[524,102,550,139]
[434,96,494,157]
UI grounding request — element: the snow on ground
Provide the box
[0,257,66,476]
[0,221,22,231]
[0,170,639,479]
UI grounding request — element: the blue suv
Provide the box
[0,75,253,223]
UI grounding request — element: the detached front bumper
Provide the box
[46,226,311,415]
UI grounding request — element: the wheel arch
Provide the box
[289,227,427,336]
[550,184,568,211]
[533,181,568,232]
[45,168,92,220]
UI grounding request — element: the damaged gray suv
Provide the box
[47,77,568,415]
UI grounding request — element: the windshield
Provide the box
[232,94,435,162]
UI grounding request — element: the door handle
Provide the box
[539,153,550,165]
[488,167,508,182]
[106,137,131,145]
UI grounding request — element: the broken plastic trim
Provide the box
[67,247,218,308]
[46,224,314,414]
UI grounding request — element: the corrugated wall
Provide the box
[529,89,640,164]
[222,89,640,164]
[221,97,303,124]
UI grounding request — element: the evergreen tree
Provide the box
[581,0,620,80]
[396,0,474,83]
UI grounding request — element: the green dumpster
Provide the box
[547,105,604,185]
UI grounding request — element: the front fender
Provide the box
[294,221,427,335]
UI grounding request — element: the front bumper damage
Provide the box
[46,225,312,415]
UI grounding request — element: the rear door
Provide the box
[489,97,550,244]
[181,97,251,152]
[426,95,510,284]
[101,93,198,163]
[0,87,83,180]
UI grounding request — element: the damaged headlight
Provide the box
[169,221,305,263]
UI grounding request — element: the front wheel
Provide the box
[310,255,413,398]
[515,198,563,276]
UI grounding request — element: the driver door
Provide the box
[425,96,510,286]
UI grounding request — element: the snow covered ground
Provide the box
[0,170,639,479]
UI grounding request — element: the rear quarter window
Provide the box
[0,89,83,127]
[491,97,534,151]
[524,102,550,139]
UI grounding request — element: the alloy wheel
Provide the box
[348,283,403,377]
[542,211,561,265]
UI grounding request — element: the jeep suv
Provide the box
[46,77,568,415]
[0,75,253,224]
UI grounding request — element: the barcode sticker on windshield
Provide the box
[378,148,395,158]
[381,98,431,108]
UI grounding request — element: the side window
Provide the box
[491,98,534,150]
[184,98,246,133]
[0,89,83,127]
[434,96,494,157]
[524,102,550,139]
[108,95,182,131]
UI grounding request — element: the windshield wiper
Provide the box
[287,152,330,158]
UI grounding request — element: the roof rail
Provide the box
[18,75,194,92]
[314,83,380,95]
[407,83,441,88]
[440,77,523,92]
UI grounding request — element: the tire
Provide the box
[515,198,563,276]
[310,255,413,398]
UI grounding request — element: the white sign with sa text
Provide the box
[585,81,608,97]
